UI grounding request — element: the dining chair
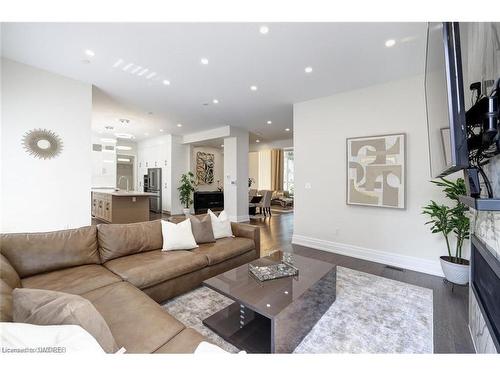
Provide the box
[256,190,272,217]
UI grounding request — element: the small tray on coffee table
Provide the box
[248,262,298,282]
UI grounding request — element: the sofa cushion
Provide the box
[161,219,198,251]
[187,214,215,244]
[208,210,233,239]
[0,280,13,322]
[82,282,184,353]
[0,226,100,278]
[97,220,163,263]
[1,254,21,289]
[192,237,255,265]
[13,288,119,353]
[153,328,206,353]
[0,322,105,353]
[21,265,122,295]
[104,250,208,289]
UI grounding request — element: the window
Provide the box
[283,149,294,196]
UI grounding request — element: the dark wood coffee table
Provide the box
[202,251,337,353]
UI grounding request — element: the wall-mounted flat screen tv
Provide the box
[425,22,469,178]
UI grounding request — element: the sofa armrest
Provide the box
[231,223,261,258]
[0,254,21,289]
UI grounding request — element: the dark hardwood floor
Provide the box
[250,210,475,354]
[94,208,474,353]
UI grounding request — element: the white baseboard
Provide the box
[292,234,444,277]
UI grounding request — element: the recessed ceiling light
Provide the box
[159,129,164,132]
[385,39,396,48]
[117,158,130,162]
[137,68,148,76]
[122,63,134,72]
[212,99,219,104]
[131,66,142,74]
[145,72,157,79]
[162,80,170,85]
[85,49,95,57]
[114,133,134,139]
[112,59,123,68]
[304,66,313,73]
[250,85,258,91]
[177,123,183,128]
[100,138,116,143]
[115,145,132,151]
[200,58,209,65]
[267,120,272,125]
[285,128,290,132]
[256,139,260,143]
[259,26,269,35]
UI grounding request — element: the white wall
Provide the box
[115,140,138,190]
[249,138,293,152]
[169,135,189,215]
[293,75,448,276]
[223,130,250,222]
[191,146,223,191]
[258,150,272,190]
[91,132,117,188]
[248,152,259,189]
[1,59,92,232]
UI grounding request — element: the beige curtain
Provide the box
[270,149,284,191]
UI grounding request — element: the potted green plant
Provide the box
[178,172,196,215]
[422,178,470,285]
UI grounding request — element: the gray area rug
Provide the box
[161,266,433,353]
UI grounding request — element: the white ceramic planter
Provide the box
[440,256,470,285]
[182,208,190,216]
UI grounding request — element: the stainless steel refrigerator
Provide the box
[144,168,162,213]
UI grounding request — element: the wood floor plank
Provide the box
[102,208,474,353]
[249,211,475,353]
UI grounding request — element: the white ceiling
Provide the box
[1,22,427,142]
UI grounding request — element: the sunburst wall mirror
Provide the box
[22,128,63,160]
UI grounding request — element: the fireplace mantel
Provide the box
[469,235,500,353]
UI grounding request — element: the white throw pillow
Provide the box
[161,219,198,251]
[0,322,105,353]
[194,341,246,354]
[207,210,233,239]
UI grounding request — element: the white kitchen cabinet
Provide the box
[137,136,170,211]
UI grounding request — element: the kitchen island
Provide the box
[91,189,156,224]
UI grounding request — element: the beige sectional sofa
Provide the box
[0,219,260,353]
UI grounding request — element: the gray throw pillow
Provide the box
[188,214,216,244]
[13,288,119,353]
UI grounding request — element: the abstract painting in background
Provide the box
[196,151,215,184]
[346,133,406,209]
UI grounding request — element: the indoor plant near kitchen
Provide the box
[178,172,196,215]
[422,178,470,285]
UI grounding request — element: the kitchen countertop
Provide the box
[91,189,156,197]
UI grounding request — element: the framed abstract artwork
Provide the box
[346,133,406,209]
[196,151,215,184]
